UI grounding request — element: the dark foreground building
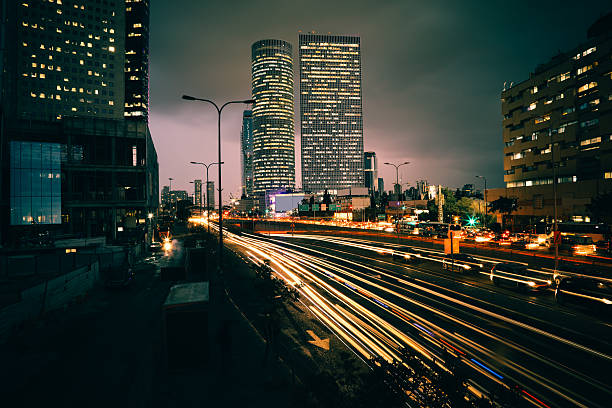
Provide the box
[499,13,612,224]
[0,0,158,245]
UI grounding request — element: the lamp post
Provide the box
[190,161,223,234]
[182,95,254,272]
[384,161,410,199]
[476,175,487,228]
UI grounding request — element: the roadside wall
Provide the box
[0,261,100,343]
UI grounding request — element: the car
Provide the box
[490,262,551,291]
[442,253,483,272]
[150,241,163,252]
[555,277,612,315]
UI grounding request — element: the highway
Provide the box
[216,225,612,407]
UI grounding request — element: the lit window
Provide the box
[108,46,115,53]
[578,82,597,93]
[535,114,550,124]
[605,172,612,179]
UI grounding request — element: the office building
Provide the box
[240,110,254,197]
[364,152,377,193]
[500,13,612,224]
[194,179,202,208]
[124,0,150,120]
[377,178,385,195]
[206,181,215,209]
[299,33,364,192]
[0,1,158,244]
[251,39,295,195]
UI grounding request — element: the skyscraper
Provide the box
[299,33,364,193]
[240,110,254,197]
[207,181,215,210]
[251,39,295,195]
[364,152,377,193]
[124,0,150,120]
[194,179,202,208]
[0,1,158,244]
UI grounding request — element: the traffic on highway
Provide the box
[212,222,612,408]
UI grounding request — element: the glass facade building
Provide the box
[251,39,295,195]
[10,141,61,225]
[299,34,364,193]
[364,151,377,193]
[241,110,254,197]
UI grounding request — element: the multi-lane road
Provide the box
[217,225,612,408]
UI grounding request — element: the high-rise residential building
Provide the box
[124,0,150,120]
[364,152,377,193]
[498,13,612,226]
[299,33,364,193]
[194,179,202,208]
[251,39,295,195]
[206,181,215,210]
[240,110,254,197]
[0,1,158,244]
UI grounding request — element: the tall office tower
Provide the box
[124,0,150,120]
[194,179,202,208]
[161,186,170,207]
[364,151,377,192]
[206,181,215,209]
[0,1,158,244]
[500,12,612,224]
[299,33,364,193]
[251,39,295,195]
[377,178,385,195]
[240,110,254,197]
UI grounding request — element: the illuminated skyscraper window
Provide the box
[299,34,364,192]
[251,39,295,195]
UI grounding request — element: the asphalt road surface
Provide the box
[220,228,612,408]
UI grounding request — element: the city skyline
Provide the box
[149,0,611,201]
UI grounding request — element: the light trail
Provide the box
[217,226,611,407]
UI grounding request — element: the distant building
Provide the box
[194,180,202,208]
[364,152,378,193]
[416,180,429,200]
[240,110,254,197]
[299,33,364,192]
[251,39,295,195]
[161,186,171,207]
[206,181,215,209]
[501,12,612,224]
[461,184,475,197]
[377,178,385,195]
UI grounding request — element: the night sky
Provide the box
[149,0,611,201]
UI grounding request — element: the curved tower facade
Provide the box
[251,39,295,194]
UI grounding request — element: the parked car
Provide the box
[442,253,483,272]
[555,277,612,315]
[490,262,551,291]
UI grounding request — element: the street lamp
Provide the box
[182,95,254,273]
[190,161,223,234]
[476,175,487,228]
[384,161,410,197]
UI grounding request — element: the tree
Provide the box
[588,191,612,224]
[488,197,518,230]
